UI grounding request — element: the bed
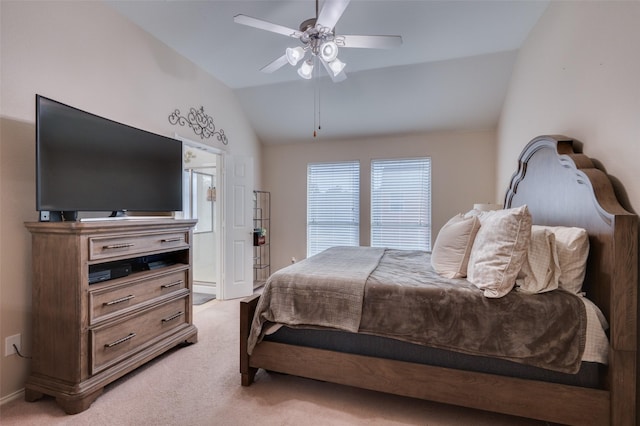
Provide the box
[240,135,637,425]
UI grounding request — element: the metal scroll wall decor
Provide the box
[168,106,228,145]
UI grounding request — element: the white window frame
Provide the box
[371,157,431,251]
[307,161,360,257]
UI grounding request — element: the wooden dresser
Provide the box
[24,219,198,414]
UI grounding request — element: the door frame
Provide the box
[176,135,254,300]
[177,135,225,297]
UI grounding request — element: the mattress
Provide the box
[264,325,604,389]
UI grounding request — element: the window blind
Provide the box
[307,161,360,257]
[371,158,431,251]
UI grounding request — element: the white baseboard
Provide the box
[0,388,24,406]
[194,284,216,295]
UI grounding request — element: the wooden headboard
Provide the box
[504,135,637,414]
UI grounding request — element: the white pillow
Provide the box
[431,214,481,279]
[532,225,589,294]
[467,205,532,298]
[516,227,560,294]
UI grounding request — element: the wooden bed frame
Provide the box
[240,135,638,425]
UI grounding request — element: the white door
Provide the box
[221,155,254,300]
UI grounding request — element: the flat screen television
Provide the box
[36,95,183,220]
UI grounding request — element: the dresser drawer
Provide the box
[90,297,189,374]
[88,230,189,261]
[89,269,188,324]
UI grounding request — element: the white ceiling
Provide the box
[106,0,549,145]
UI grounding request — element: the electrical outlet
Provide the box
[5,334,21,357]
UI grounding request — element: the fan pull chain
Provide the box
[317,71,321,135]
[313,79,317,138]
[313,57,321,138]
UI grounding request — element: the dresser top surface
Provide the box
[25,218,198,234]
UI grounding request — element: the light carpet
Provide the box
[0,299,546,425]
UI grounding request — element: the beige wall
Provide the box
[498,1,640,213]
[0,1,260,400]
[263,130,497,271]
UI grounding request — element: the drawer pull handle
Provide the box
[161,281,183,289]
[104,295,135,306]
[103,243,134,250]
[161,237,182,243]
[104,332,136,348]
[162,311,184,323]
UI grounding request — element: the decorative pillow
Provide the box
[516,227,560,294]
[532,225,589,294]
[467,205,532,298]
[431,214,481,278]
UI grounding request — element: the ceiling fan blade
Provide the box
[260,54,290,74]
[338,35,403,49]
[234,14,302,38]
[316,0,350,30]
[320,58,347,83]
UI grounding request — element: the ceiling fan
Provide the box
[234,0,403,82]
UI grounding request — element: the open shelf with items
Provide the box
[23,219,198,414]
[253,190,270,289]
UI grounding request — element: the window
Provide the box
[307,161,360,257]
[371,158,431,250]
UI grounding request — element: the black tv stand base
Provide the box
[39,211,78,222]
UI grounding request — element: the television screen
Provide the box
[36,95,183,215]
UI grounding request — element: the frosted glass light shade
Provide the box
[298,60,314,79]
[328,58,346,76]
[286,46,305,66]
[320,41,338,62]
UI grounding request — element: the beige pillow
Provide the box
[467,205,532,298]
[532,225,589,294]
[516,227,560,294]
[431,214,481,278]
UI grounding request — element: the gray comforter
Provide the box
[248,247,587,374]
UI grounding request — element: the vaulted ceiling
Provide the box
[106,1,548,145]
